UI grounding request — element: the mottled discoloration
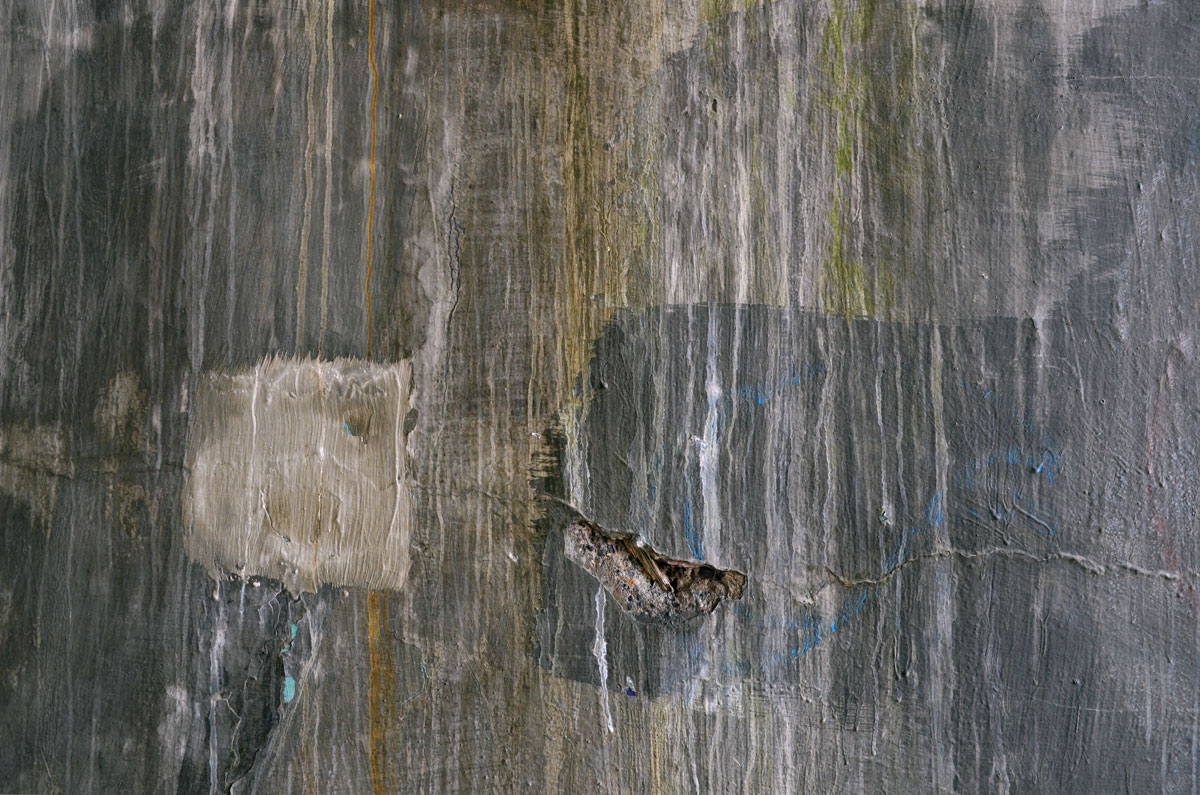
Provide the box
[565,518,745,623]
[0,423,66,524]
[93,372,146,449]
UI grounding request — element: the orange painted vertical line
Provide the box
[365,7,385,791]
[381,592,397,776]
[367,591,388,795]
[366,0,379,359]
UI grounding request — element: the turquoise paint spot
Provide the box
[283,676,296,703]
[281,624,299,656]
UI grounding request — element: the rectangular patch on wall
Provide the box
[183,357,414,593]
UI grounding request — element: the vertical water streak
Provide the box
[592,586,614,733]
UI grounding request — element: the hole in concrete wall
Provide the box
[564,517,745,625]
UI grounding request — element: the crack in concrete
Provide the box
[827,546,1188,589]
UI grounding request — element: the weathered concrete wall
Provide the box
[1,1,1198,793]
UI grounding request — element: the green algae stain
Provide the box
[700,0,776,25]
[818,0,872,317]
[815,0,924,319]
[700,0,737,24]
[826,189,872,316]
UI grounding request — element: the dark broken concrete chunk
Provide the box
[564,518,746,624]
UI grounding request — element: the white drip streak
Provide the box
[592,586,614,733]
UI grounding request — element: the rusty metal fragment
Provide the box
[564,518,746,624]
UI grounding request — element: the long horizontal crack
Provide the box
[827,546,1189,590]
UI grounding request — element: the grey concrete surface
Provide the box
[1,1,1198,792]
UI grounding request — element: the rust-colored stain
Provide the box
[365,6,387,790]
[366,0,379,359]
[366,590,395,794]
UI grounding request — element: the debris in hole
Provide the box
[564,518,746,624]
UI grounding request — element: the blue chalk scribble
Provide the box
[683,499,703,560]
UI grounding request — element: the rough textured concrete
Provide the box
[563,516,746,624]
[1,1,1198,793]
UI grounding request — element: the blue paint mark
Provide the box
[283,676,296,703]
[724,587,873,678]
[929,492,943,526]
[280,623,300,656]
[398,662,429,708]
[1032,450,1059,485]
[705,358,828,437]
[683,499,703,560]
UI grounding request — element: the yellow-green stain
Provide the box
[815,0,921,319]
[700,0,773,25]
[834,119,854,178]
[825,191,873,317]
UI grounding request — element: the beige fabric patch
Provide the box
[183,357,414,592]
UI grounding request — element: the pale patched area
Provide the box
[183,357,414,593]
